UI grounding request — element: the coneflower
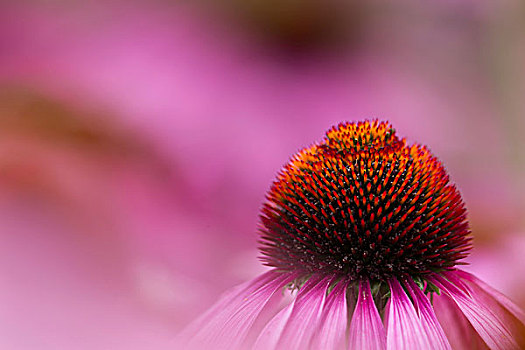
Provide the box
[179,120,525,350]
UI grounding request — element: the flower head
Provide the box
[179,121,525,350]
[260,120,470,280]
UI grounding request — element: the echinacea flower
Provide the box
[180,120,525,350]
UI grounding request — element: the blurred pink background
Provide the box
[1,1,524,349]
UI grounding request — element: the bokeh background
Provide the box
[1,1,524,349]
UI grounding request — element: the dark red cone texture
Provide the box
[259,121,472,280]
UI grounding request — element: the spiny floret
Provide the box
[259,120,471,281]
[324,120,402,154]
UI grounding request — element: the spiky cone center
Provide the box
[259,121,471,281]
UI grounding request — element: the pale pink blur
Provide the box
[0,1,524,349]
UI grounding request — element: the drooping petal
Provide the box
[310,278,349,350]
[455,270,525,324]
[429,273,519,350]
[348,279,386,350]
[253,299,295,350]
[179,269,296,350]
[433,292,488,350]
[447,271,525,348]
[403,278,451,350]
[254,274,332,350]
[386,278,430,349]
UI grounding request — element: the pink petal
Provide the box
[348,279,386,350]
[310,279,349,350]
[403,278,451,350]
[449,271,525,347]
[254,274,332,350]
[180,269,296,350]
[253,299,295,350]
[386,278,430,349]
[429,273,519,350]
[455,270,525,324]
[433,292,488,350]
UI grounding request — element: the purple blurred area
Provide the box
[0,1,524,349]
